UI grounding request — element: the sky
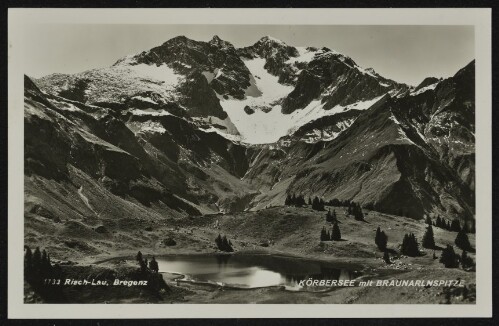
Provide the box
[21,24,474,86]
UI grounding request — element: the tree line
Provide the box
[285,194,366,222]
[24,246,66,302]
[373,220,474,270]
[427,215,475,234]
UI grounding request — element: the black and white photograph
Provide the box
[7,8,493,318]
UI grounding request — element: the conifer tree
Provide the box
[136,251,143,263]
[422,224,435,249]
[24,247,33,281]
[375,227,388,251]
[149,256,159,273]
[455,230,472,251]
[460,250,474,269]
[451,219,461,232]
[326,209,331,222]
[33,247,42,275]
[462,222,470,234]
[401,233,419,257]
[425,215,432,225]
[331,222,341,241]
[440,245,459,268]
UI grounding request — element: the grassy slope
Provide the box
[78,205,475,304]
[28,201,475,304]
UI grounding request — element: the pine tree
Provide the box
[455,230,472,251]
[462,222,470,233]
[379,231,388,251]
[136,251,143,263]
[422,224,436,249]
[296,195,306,207]
[401,233,419,257]
[331,222,341,241]
[33,247,42,275]
[41,249,50,277]
[440,245,459,268]
[24,247,33,281]
[425,215,432,225]
[451,219,461,232]
[375,227,388,251]
[149,256,159,273]
[215,234,222,249]
[326,209,331,222]
[351,203,364,221]
[312,196,324,211]
[435,216,442,228]
[45,254,52,273]
[460,250,474,269]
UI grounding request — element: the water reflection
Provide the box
[156,254,360,291]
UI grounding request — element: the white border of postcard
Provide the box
[8,8,492,318]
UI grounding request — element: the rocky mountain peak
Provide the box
[415,77,441,91]
[208,35,236,50]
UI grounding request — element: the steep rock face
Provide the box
[26,36,475,229]
[282,51,408,114]
[117,35,252,100]
[238,36,300,85]
[283,109,360,143]
[392,61,475,190]
[34,35,248,127]
[177,71,228,119]
[25,75,259,222]
[243,62,475,222]
[35,35,410,145]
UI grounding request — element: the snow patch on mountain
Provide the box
[131,95,158,104]
[126,63,183,87]
[128,120,167,134]
[130,108,173,116]
[286,47,318,64]
[410,82,438,96]
[220,91,386,144]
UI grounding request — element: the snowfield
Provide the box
[217,55,389,144]
[219,55,388,146]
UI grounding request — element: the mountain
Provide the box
[246,61,475,222]
[26,35,475,256]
